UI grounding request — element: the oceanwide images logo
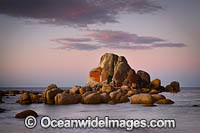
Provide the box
[24,116,176,131]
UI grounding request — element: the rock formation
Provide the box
[87,53,138,87]
[14,53,180,106]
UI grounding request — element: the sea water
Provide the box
[0,87,200,133]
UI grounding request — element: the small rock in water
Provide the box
[15,110,38,118]
[0,108,6,113]
[192,105,200,107]
[143,104,157,107]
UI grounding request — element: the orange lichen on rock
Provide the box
[89,68,102,82]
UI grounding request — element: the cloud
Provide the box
[87,29,164,44]
[55,42,101,51]
[0,0,162,27]
[52,29,186,51]
[152,43,186,48]
[52,38,92,43]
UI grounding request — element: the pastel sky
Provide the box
[0,0,199,87]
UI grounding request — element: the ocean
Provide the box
[0,87,200,133]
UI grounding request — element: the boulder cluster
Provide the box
[14,53,180,106]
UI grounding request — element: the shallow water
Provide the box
[0,87,200,133]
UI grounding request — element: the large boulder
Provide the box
[55,93,81,104]
[170,81,180,92]
[165,81,180,93]
[86,53,138,87]
[81,92,102,104]
[43,84,63,104]
[15,110,38,118]
[150,79,161,89]
[137,70,150,88]
[130,94,154,104]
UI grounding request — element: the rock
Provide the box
[18,92,43,104]
[156,99,174,104]
[137,70,150,88]
[8,90,20,95]
[86,53,138,87]
[165,85,174,92]
[170,81,180,91]
[79,86,92,95]
[120,85,130,95]
[165,81,180,93]
[151,94,166,102]
[82,92,102,104]
[109,89,129,104]
[69,86,81,95]
[102,84,114,93]
[100,93,111,103]
[15,110,38,119]
[192,105,200,107]
[0,108,6,113]
[55,93,81,104]
[42,84,63,104]
[87,67,102,87]
[29,93,43,103]
[0,95,2,103]
[19,92,31,104]
[149,89,160,94]
[141,88,150,93]
[126,90,135,97]
[126,89,138,96]
[130,94,154,104]
[143,104,157,107]
[120,95,129,103]
[108,100,116,104]
[150,79,161,89]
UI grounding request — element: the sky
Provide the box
[0,0,200,87]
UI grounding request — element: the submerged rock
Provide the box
[0,108,6,113]
[15,110,38,119]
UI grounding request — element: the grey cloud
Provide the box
[52,30,186,51]
[0,0,162,27]
[152,43,186,48]
[55,42,101,51]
